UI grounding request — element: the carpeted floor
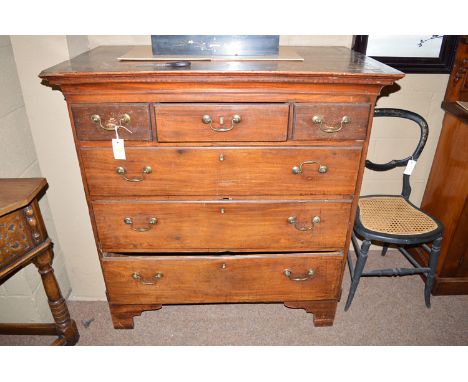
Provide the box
[1,251,467,345]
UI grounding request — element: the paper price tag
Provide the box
[404,159,417,175]
[112,138,126,160]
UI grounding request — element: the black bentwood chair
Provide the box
[345,108,443,311]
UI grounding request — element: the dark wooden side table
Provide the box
[0,178,79,345]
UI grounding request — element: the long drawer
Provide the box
[81,147,361,196]
[92,200,352,252]
[102,251,343,304]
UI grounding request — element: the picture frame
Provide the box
[352,35,459,73]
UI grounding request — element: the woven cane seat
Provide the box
[358,196,438,236]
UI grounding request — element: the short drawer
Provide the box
[293,103,370,140]
[154,103,289,142]
[92,200,352,252]
[102,251,343,304]
[81,146,361,196]
[71,103,151,141]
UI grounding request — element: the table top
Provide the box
[0,178,47,216]
[39,45,404,86]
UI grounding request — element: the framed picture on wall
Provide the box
[353,35,459,73]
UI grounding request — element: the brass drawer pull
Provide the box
[115,166,152,182]
[292,161,328,175]
[288,215,320,231]
[202,114,241,132]
[312,115,351,133]
[124,217,158,232]
[91,113,131,131]
[132,272,163,285]
[283,268,316,281]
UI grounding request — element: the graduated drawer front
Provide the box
[81,147,361,196]
[102,252,343,304]
[92,200,352,252]
[154,103,289,142]
[71,103,151,141]
[293,103,370,140]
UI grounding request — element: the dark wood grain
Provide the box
[411,112,468,295]
[284,300,337,326]
[92,200,352,252]
[108,303,162,329]
[155,103,289,142]
[0,323,58,335]
[32,247,79,345]
[0,210,34,266]
[293,103,370,140]
[102,252,343,304]
[71,103,151,141]
[0,178,47,216]
[444,37,468,103]
[81,146,362,197]
[39,46,403,86]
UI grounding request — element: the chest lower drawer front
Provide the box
[93,200,351,251]
[82,147,361,196]
[102,252,343,304]
[154,103,289,142]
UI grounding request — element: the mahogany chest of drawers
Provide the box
[40,46,403,328]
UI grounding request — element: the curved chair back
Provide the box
[366,108,429,198]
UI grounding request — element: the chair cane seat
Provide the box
[358,196,438,236]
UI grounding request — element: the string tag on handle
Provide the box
[112,125,126,160]
[118,124,133,134]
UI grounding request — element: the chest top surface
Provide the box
[39,45,403,86]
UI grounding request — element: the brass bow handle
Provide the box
[312,115,351,133]
[292,161,328,175]
[91,113,131,132]
[115,166,152,182]
[202,114,241,132]
[283,268,316,281]
[287,215,320,231]
[132,272,163,285]
[124,217,158,232]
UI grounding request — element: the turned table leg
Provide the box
[284,300,337,327]
[32,248,79,345]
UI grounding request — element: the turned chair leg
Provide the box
[345,239,371,311]
[381,243,389,256]
[424,236,442,308]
